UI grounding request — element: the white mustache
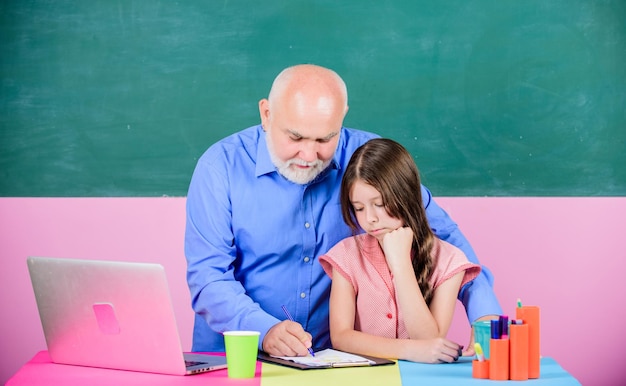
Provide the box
[286,159,322,168]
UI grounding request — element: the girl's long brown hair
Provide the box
[340,138,437,304]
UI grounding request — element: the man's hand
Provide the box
[261,320,313,356]
[463,314,499,356]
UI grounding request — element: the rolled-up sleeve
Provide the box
[421,185,503,322]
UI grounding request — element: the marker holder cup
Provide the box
[472,359,490,379]
[472,320,492,359]
[489,338,509,380]
[516,306,540,379]
[509,322,529,380]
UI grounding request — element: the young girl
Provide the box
[319,138,480,364]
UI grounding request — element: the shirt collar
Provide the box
[255,128,277,177]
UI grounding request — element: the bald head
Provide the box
[267,64,348,116]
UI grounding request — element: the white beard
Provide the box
[274,157,330,184]
[266,140,330,184]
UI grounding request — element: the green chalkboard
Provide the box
[1,1,625,196]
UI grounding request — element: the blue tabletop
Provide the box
[399,357,581,385]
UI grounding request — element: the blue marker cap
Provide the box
[491,319,501,339]
[500,315,509,337]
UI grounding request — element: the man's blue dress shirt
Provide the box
[185,125,502,352]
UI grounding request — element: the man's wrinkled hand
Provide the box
[262,320,313,357]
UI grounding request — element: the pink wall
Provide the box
[1,197,625,385]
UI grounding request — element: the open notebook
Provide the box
[27,256,228,375]
[258,348,395,369]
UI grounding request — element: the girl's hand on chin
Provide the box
[381,227,413,272]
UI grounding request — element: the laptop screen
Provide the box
[27,256,226,375]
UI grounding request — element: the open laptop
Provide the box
[26,256,228,375]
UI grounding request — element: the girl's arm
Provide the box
[393,262,463,339]
[328,268,462,363]
[427,271,464,335]
[382,228,463,340]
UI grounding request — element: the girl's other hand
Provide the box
[406,337,462,364]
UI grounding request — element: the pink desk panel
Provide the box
[6,351,260,386]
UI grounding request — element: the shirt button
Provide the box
[303,256,310,263]
[300,292,306,299]
[304,222,310,229]
[387,313,393,319]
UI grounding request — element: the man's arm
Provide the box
[421,185,503,322]
[185,157,279,348]
[185,155,313,356]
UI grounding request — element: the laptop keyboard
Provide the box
[185,360,208,367]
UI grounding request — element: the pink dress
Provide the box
[319,233,480,339]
